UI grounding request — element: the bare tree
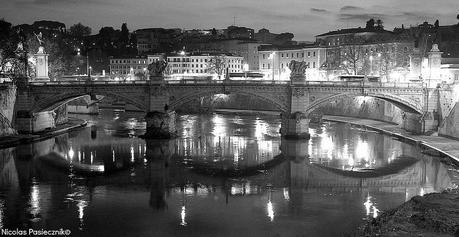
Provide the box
[207,55,227,79]
[339,37,366,75]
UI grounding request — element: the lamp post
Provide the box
[369,55,374,75]
[243,63,249,79]
[268,52,275,81]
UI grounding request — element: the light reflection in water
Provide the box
[176,114,280,168]
[29,184,41,221]
[180,206,187,226]
[355,139,370,165]
[77,200,87,230]
[0,199,4,229]
[130,146,135,163]
[1,111,459,236]
[68,147,74,160]
[267,200,274,222]
[283,188,290,201]
[363,194,379,218]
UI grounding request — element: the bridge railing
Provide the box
[28,79,291,86]
[28,79,424,88]
[292,81,425,88]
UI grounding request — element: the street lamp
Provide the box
[369,55,374,75]
[88,66,92,81]
[268,52,275,81]
[243,63,249,79]
[377,53,382,76]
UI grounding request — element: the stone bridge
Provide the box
[13,79,441,136]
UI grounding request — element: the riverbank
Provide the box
[356,190,459,236]
[0,117,87,149]
[321,115,459,236]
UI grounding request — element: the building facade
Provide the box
[109,57,148,79]
[188,39,263,71]
[258,45,327,80]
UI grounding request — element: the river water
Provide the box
[0,110,458,237]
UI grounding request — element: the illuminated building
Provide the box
[148,52,243,78]
[109,57,148,79]
[440,58,459,83]
[258,45,327,80]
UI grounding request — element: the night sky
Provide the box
[1,0,458,40]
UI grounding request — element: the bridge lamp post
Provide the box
[377,53,382,76]
[243,63,249,79]
[88,66,92,81]
[369,55,374,75]
[268,52,275,81]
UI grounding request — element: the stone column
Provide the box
[282,84,310,140]
[34,46,50,81]
[427,44,443,87]
[409,48,422,80]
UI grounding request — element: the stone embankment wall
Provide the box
[0,83,17,136]
[176,94,279,113]
[438,102,459,139]
[67,95,99,114]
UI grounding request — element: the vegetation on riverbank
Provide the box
[356,189,459,236]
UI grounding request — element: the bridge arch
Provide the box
[305,92,423,115]
[31,91,147,113]
[170,89,288,112]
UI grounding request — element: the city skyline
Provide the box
[1,0,458,40]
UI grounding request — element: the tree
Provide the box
[340,44,365,75]
[366,19,375,29]
[335,35,368,75]
[26,31,78,80]
[207,55,227,79]
[376,19,384,30]
[434,20,439,28]
[118,23,129,49]
[69,23,92,38]
[0,19,13,72]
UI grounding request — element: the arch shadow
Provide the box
[170,90,288,113]
[32,91,147,113]
[305,92,423,115]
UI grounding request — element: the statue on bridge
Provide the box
[288,60,307,81]
[148,57,168,80]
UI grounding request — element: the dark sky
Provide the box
[1,0,458,40]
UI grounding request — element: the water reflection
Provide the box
[0,111,458,237]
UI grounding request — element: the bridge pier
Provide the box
[142,111,177,139]
[281,138,309,162]
[15,110,56,133]
[281,112,310,139]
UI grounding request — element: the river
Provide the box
[0,110,458,237]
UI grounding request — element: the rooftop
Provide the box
[316,27,393,37]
